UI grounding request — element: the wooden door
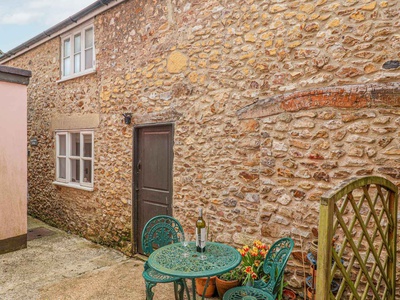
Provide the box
[134,124,173,254]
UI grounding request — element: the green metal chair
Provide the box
[141,215,189,300]
[223,237,294,300]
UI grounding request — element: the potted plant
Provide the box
[216,267,243,299]
[238,240,269,286]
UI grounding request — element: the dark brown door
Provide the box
[134,124,173,254]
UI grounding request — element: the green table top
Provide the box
[148,241,242,278]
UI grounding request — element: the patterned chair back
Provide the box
[262,237,294,296]
[141,215,184,255]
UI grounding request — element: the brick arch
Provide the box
[237,82,400,120]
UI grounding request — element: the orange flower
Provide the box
[254,260,261,267]
[245,266,253,274]
[254,240,269,251]
[250,249,258,257]
[260,249,267,258]
[251,272,258,279]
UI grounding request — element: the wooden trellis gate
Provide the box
[316,176,398,300]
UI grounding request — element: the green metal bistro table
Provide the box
[148,241,242,300]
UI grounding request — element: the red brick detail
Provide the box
[238,83,400,119]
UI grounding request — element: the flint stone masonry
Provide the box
[383,60,400,70]
[4,0,400,295]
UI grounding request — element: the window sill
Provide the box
[53,181,94,192]
[57,69,96,83]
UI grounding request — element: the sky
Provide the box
[0,0,96,53]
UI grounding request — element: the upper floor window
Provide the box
[61,24,95,79]
[55,130,94,190]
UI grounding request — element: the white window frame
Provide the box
[60,22,95,81]
[54,130,94,191]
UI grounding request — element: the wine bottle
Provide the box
[196,208,206,252]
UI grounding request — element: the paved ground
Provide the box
[0,217,219,300]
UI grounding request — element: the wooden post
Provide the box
[315,194,334,299]
[387,190,398,300]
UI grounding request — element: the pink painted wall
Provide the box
[0,81,27,240]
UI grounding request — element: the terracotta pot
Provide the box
[282,288,297,300]
[310,265,317,288]
[215,276,240,299]
[306,287,315,300]
[196,276,216,297]
[309,240,318,257]
[311,227,318,238]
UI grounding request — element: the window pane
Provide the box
[70,159,80,182]
[83,160,92,183]
[74,54,81,73]
[63,57,70,76]
[63,38,70,57]
[74,34,81,53]
[58,158,66,179]
[58,135,66,156]
[85,49,93,69]
[70,133,80,156]
[83,134,92,158]
[85,28,93,48]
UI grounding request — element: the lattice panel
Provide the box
[316,177,397,300]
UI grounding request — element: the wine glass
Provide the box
[181,232,190,257]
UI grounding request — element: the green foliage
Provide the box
[219,267,243,282]
[276,273,288,300]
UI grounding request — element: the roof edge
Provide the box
[0,0,125,63]
[0,65,32,85]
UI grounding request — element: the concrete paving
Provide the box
[0,217,219,300]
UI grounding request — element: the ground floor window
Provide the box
[55,130,94,190]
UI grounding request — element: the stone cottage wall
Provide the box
[5,37,133,250]
[235,83,400,290]
[4,0,400,293]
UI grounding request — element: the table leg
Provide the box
[191,278,196,300]
[191,277,210,300]
[202,277,210,300]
